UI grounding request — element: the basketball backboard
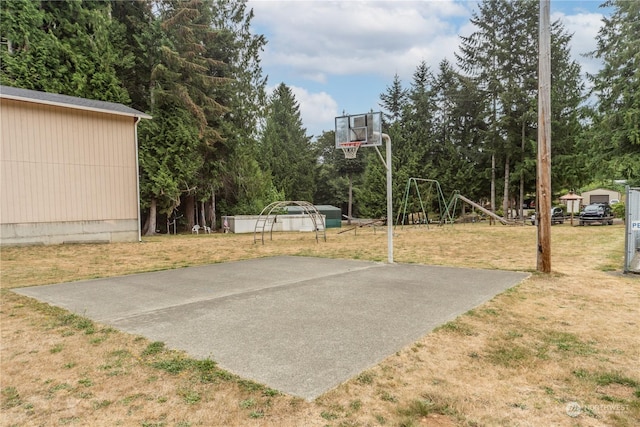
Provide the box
[335,112,382,148]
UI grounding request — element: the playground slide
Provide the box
[455,194,513,225]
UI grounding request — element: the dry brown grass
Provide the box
[1,223,639,426]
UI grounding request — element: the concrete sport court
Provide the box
[15,256,528,400]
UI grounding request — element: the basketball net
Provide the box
[340,141,361,159]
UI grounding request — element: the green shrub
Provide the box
[611,202,625,218]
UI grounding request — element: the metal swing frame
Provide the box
[396,178,453,228]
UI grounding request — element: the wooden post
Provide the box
[537,0,552,273]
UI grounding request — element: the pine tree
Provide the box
[456,0,506,212]
[110,0,156,112]
[548,20,586,192]
[359,75,410,219]
[1,0,51,87]
[586,0,640,184]
[431,60,485,201]
[356,155,388,219]
[457,0,585,214]
[205,0,275,219]
[313,130,353,216]
[151,0,228,135]
[1,0,129,103]
[404,61,436,180]
[140,0,229,233]
[260,83,316,201]
[138,107,203,234]
[379,74,407,124]
[385,62,437,220]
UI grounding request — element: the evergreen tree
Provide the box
[431,60,484,201]
[314,131,351,214]
[151,0,227,135]
[1,0,129,103]
[138,107,203,234]
[457,0,585,214]
[356,152,388,219]
[110,0,156,112]
[140,0,229,234]
[447,73,488,203]
[358,75,410,220]
[260,83,316,201]
[1,0,51,88]
[379,74,407,124]
[387,62,436,221]
[548,20,586,192]
[405,61,437,178]
[456,0,505,211]
[206,0,276,218]
[586,0,640,184]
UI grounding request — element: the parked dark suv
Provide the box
[579,203,614,225]
[530,207,565,225]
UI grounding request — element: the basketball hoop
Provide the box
[339,141,361,159]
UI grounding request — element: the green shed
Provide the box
[284,205,342,228]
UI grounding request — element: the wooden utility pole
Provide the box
[537,0,552,273]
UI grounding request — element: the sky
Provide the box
[245,0,612,138]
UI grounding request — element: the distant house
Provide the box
[580,188,622,206]
[0,85,151,245]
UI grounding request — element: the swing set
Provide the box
[397,178,515,227]
[396,178,454,228]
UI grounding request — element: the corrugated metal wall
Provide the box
[624,187,640,273]
[0,98,138,224]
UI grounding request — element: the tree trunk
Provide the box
[503,155,510,218]
[519,178,525,223]
[184,195,195,230]
[520,118,526,223]
[491,153,496,212]
[491,87,497,214]
[211,189,217,231]
[200,201,206,228]
[143,198,157,236]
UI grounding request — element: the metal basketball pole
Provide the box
[336,113,391,263]
[376,134,393,263]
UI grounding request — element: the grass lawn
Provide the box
[1,222,638,426]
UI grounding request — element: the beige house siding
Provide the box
[579,188,622,206]
[1,97,141,244]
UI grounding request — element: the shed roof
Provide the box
[580,188,620,196]
[0,85,151,120]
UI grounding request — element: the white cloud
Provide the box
[250,1,473,135]
[249,0,471,80]
[289,86,339,136]
[250,1,608,135]
[552,11,604,77]
[265,83,339,136]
